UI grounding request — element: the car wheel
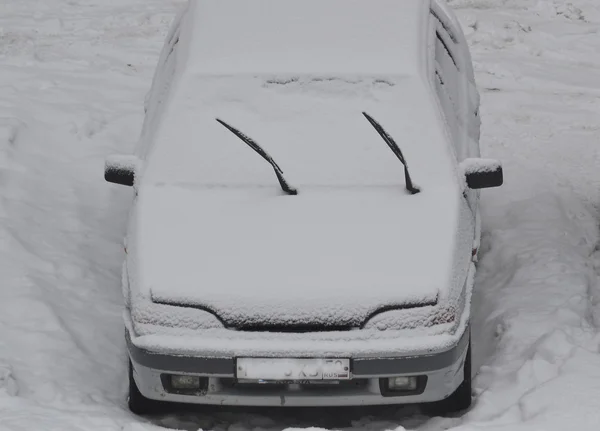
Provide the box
[128,360,167,415]
[421,337,472,416]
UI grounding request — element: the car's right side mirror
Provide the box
[104,154,141,187]
[460,158,503,190]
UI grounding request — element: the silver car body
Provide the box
[118,0,485,406]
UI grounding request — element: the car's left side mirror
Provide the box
[460,158,503,190]
[104,154,141,187]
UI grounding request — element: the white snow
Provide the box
[460,157,501,174]
[134,187,462,331]
[105,154,141,174]
[182,0,427,76]
[2,0,600,430]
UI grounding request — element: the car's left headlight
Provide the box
[362,304,460,332]
[129,294,224,336]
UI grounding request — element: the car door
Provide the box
[135,5,186,160]
[121,7,186,304]
[429,4,480,255]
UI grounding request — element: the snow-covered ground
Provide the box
[2,0,600,430]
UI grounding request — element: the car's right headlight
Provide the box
[363,302,463,333]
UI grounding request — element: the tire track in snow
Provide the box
[468,192,600,420]
[445,1,600,429]
[0,0,181,428]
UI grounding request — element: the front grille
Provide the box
[235,323,354,333]
[152,298,438,333]
[220,378,368,391]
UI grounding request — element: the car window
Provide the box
[137,34,179,158]
[136,9,184,158]
[431,15,466,160]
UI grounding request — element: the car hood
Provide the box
[130,185,462,330]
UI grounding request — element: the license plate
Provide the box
[236,358,351,381]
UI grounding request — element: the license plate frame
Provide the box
[236,358,351,381]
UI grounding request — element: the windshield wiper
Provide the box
[216,119,298,195]
[362,112,420,195]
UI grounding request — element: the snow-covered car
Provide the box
[104,0,503,415]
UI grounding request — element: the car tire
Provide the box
[128,360,167,415]
[421,337,472,416]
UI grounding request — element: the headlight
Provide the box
[363,304,459,331]
[130,294,224,335]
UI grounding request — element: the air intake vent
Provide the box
[235,323,354,333]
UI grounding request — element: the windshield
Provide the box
[142,75,453,190]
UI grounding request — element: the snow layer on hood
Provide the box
[132,186,466,328]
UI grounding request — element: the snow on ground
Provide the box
[0,1,181,429]
[1,0,600,430]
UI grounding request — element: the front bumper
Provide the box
[127,328,469,407]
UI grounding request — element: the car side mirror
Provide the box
[460,158,503,190]
[104,154,141,187]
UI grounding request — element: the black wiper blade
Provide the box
[362,112,421,195]
[216,119,298,195]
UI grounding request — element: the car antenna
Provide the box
[362,112,420,195]
[216,119,298,195]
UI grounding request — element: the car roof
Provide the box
[179,0,431,76]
